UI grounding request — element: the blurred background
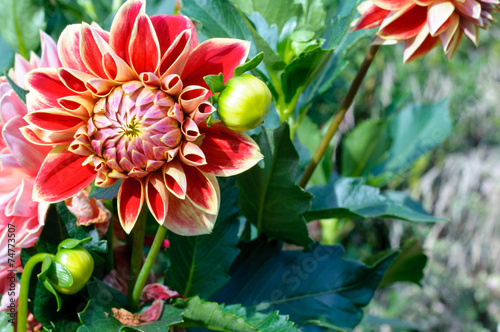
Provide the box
[1,0,500,331]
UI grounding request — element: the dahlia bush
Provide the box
[0,0,496,330]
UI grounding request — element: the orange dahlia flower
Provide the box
[23,0,263,235]
[351,0,500,62]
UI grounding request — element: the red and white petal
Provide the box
[191,102,216,124]
[184,166,219,215]
[439,13,461,56]
[158,29,193,78]
[403,24,439,63]
[129,12,161,75]
[181,39,250,92]
[163,160,186,199]
[80,23,109,79]
[24,109,85,132]
[371,0,413,10]
[58,94,95,117]
[427,0,455,36]
[86,78,118,97]
[151,14,198,56]
[414,0,435,5]
[161,74,183,97]
[117,177,145,234]
[146,171,169,224]
[57,68,94,94]
[21,123,75,145]
[181,117,200,141]
[33,145,97,202]
[164,194,216,236]
[178,86,209,114]
[197,121,263,177]
[109,0,145,63]
[350,3,390,31]
[179,141,206,167]
[3,116,51,175]
[25,68,76,110]
[454,0,482,20]
[58,24,91,74]
[378,4,427,40]
[461,19,479,46]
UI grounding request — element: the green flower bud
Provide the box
[217,74,271,132]
[52,246,94,294]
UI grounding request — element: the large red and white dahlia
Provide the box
[351,0,500,62]
[23,0,263,235]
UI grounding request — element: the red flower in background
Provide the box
[0,31,59,313]
[23,0,263,234]
[351,0,500,62]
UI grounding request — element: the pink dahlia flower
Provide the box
[23,0,263,235]
[351,0,500,62]
[0,31,59,312]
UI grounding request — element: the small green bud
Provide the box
[52,246,94,294]
[217,74,271,132]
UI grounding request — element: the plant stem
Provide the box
[130,225,168,312]
[127,205,148,307]
[17,253,53,332]
[104,200,115,274]
[298,44,380,188]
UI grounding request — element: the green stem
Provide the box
[130,225,168,311]
[298,44,380,188]
[17,253,53,332]
[127,205,148,307]
[104,200,115,274]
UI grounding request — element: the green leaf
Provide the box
[298,3,366,109]
[281,46,332,103]
[295,0,327,34]
[236,123,312,245]
[212,238,397,330]
[78,279,184,331]
[37,255,55,282]
[239,9,286,74]
[166,178,240,298]
[89,179,122,200]
[46,262,74,288]
[180,0,251,40]
[371,99,452,185]
[204,73,225,94]
[324,0,360,50]
[304,176,448,222]
[0,312,14,332]
[235,52,264,76]
[341,119,392,177]
[42,280,63,312]
[37,256,73,310]
[231,0,300,31]
[3,71,28,105]
[58,237,92,251]
[341,100,452,185]
[0,0,45,56]
[221,304,299,332]
[365,238,428,288]
[175,297,300,331]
